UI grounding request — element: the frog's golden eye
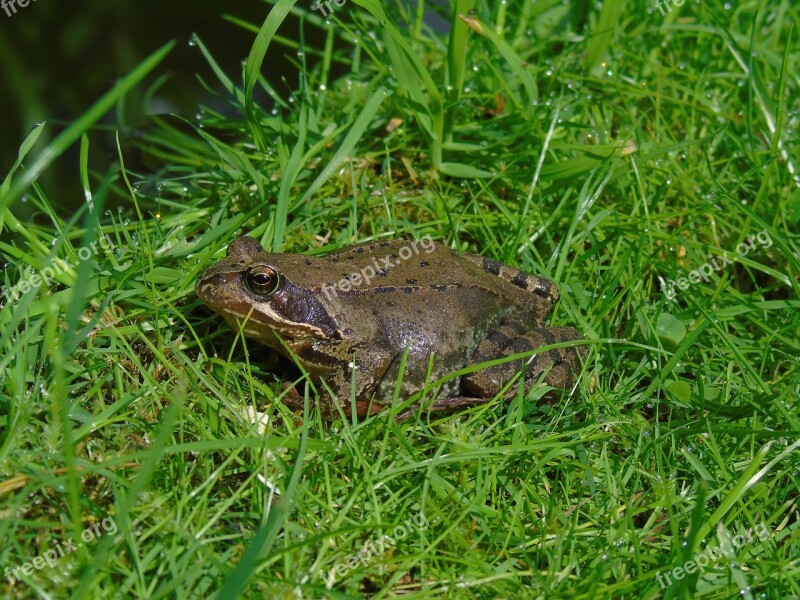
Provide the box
[245,266,282,296]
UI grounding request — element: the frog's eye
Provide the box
[245,266,282,296]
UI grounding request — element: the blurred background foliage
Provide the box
[0,0,476,219]
[0,0,299,216]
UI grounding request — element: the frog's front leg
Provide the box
[291,340,394,417]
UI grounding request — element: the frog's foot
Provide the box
[277,380,333,413]
[279,340,393,419]
[278,381,385,419]
[395,396,497,422]
[278,381,307,412]
[463,325,587,399]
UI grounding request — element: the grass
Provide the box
[1,0,799,597]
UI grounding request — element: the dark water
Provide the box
[0,0,314,213]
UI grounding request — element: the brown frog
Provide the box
[196,236,586,419]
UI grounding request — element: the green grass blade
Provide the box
[445,0,475,141]
[459,13,538,107]
[299,87,390,204]
[352,0,444,168]
[243,0,299,152]
[584,0,624,70]
[274,104,309,250]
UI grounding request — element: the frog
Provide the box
[196,236,586,420]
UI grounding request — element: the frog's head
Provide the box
[196,236,340,347]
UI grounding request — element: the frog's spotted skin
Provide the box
[196,236,586,419]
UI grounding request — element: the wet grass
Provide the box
[1,0,799,598]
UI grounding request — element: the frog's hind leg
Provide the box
[462,321,586,399]
[399,324,586,422]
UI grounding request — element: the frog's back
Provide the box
[322,239,557,317]
[317,238,558,324]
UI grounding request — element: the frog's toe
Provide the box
[523,326,586,388]
[526,358,576,391]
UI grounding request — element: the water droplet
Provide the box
[188,34,198,47]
